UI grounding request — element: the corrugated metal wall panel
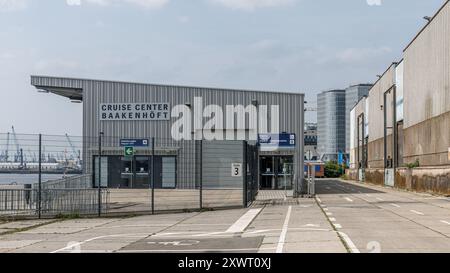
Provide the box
[202,141,244,189]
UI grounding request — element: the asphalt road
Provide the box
[315,179,450,253]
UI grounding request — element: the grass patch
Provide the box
[405,159,420,169]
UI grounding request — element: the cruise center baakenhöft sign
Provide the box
[100,103,170,121]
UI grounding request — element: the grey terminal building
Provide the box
[31,76,305,200]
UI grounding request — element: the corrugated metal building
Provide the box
[31,76,305,194]
[348,0,450,194]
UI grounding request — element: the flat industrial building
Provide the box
[31,76,305,199]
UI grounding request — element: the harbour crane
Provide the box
[4,132,10,162]
[11,126,20,163]
[65,134,80,164]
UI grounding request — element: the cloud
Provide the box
[366,0,382,6]
[0,52,15,60]
[335,46,392,63]
[178,15,190,24]
[0,0,27,12]
[208,0,296,11]
[66,0,82,6]
[34,59,83,72]
[66,0,169,9]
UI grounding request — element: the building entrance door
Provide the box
[135,156,150,189]
[259,156,294,190]
[96,155,176,189]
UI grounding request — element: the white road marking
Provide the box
[326,212,333,216]
[344,197,354,202]
[334,224,342,229]
[316,197,322,203]
[376,197,384,201]
[302,224,320,228]
[117,247,278,253]
[323,208,329,211]
[329,218,336,222]
[338,232,360,253]
[276,206,292,253]
[410,210,425,216]
[440,220,450,225]
[51,233,149,253]
[226,208,262,233]
[390,203,401,208]
[245,227,331,235]
[191,232,230,237]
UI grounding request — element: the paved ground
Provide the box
[0,179,449,253]
[0,198,344,253]
[315,179,450,253]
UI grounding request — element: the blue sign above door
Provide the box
[120,139,150,147]
[258,133,296,149]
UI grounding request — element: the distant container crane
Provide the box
[1,132,10,162]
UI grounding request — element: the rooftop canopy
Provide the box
[31,75,83,101]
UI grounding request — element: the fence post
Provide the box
[151,137,155,214]
[199,140,203,210]
[38,134,42,219]
[243,141,248,208]
[98,132,103,217]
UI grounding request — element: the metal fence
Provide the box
[33,174,92,190]
[0,133,259,219]
[0,188,109,218]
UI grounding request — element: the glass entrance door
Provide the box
[260,156,275,189]
[276,156,294,190]
[260,156,294,190]
[135,156,150,189]
[99,155,176,189]
[120,156,134,188]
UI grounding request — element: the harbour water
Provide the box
[0,173,73,185]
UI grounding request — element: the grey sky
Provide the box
[0,0,444,135]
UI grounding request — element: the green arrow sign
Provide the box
[124,146,134,157]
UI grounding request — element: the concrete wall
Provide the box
[403,111,450,166]
[395,167,450,196]
[403,2,450,129]
[368,64,396,142]
[349,97,366,169]
[364,64,396,168]
[346,1,450,195]
[402,1,450,167]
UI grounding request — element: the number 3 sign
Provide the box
[231,163,242,177]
